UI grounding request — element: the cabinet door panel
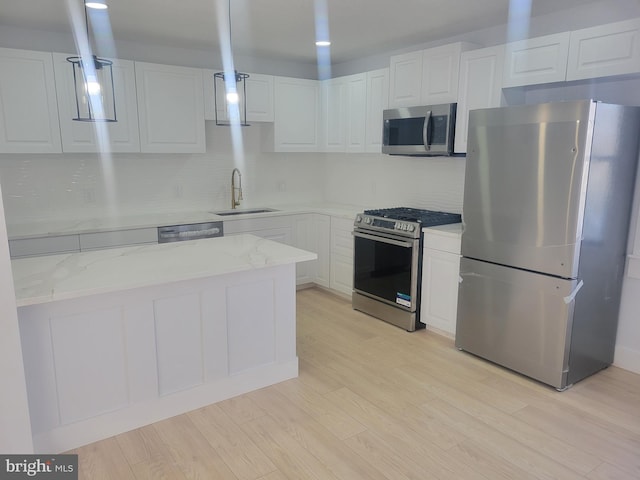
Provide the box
[503,32,570,87]
[0,48,61,153]
[53,53,140,152]
[321,78,346,151]
[203,70,274,123]
[567,18,640,81]
[345,73,367,153]
[421,43,469,104]
[246,73,274,122]
[51,307,129,424]
[136,62,205,153]
[154,294,203,395]
[455,45,504,154]
[273,77,320,152]
[313,214,331,288]
[389,51,423,108]
[422,248,460,335]
[365,68,389,153]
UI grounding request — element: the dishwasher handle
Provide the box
[158,221,224,243]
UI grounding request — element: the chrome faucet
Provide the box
[231,168,243,209]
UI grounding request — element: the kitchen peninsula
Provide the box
[12,234,316,453]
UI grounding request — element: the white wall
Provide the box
[0,181,33,453]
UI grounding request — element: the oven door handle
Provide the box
[353,231,414,248]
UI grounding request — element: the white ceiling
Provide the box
[0,0,606,65]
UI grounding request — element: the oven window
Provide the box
[354,235,414,307]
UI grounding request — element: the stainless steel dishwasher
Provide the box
[157,221,223,243]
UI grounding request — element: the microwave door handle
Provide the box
[423,110,432,151]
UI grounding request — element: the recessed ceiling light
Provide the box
[85,1,108,9]
[315,40,331,47]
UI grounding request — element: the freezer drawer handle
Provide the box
[563,280,584,304]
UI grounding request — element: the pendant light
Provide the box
[66,0,117,122]
[214,0,249,126]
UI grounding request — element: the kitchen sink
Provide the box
[211,208,279,216]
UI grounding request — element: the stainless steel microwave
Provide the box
[382,103,456,156]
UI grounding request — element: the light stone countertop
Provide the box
[422,222,463,237]
[6,203,365,240]
[12,234,317,307]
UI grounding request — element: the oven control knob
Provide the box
[355,215,362,223]
[364,217,371,224]
[408,225,415,232]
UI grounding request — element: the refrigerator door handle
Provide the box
[563,280,584,304]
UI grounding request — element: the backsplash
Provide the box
[0,125,326,224]
[323,154,465,213]
[0,123,466,226]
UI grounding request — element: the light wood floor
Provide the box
[69,287,640,479]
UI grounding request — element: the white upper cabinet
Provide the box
[455,45,505,154]
[389,43,472,108]
[389,50,423,108]
[344,73,367,153]
[567,18,640,81]
[203,70,274,123]
[320,77,347,152]
[135,62,205,153]
[365,68,389,153]
[0,48,61,153]
[320,72,371,153]
[420,42,473,105]
[268,76,320,152]
[245,73,275,122]
[52,53,140,153]
[503,32,571,87]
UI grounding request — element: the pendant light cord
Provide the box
[84,3,91,50]
[228,0,233,57]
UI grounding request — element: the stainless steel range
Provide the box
[352,207,461,331]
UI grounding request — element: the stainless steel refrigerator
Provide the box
[456,100,640,390]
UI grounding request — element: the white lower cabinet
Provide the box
[292,214,330,287]
[225,214,330,288]
[224,217,292,246]
[9,228,158,258]
[9,235,80,258]
[330,216,354,296]
[312,214,331,288]
[421,226,462,336]
[79,228,158,251]
[18,262,299,452]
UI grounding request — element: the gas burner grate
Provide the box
[363,207,461,227]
